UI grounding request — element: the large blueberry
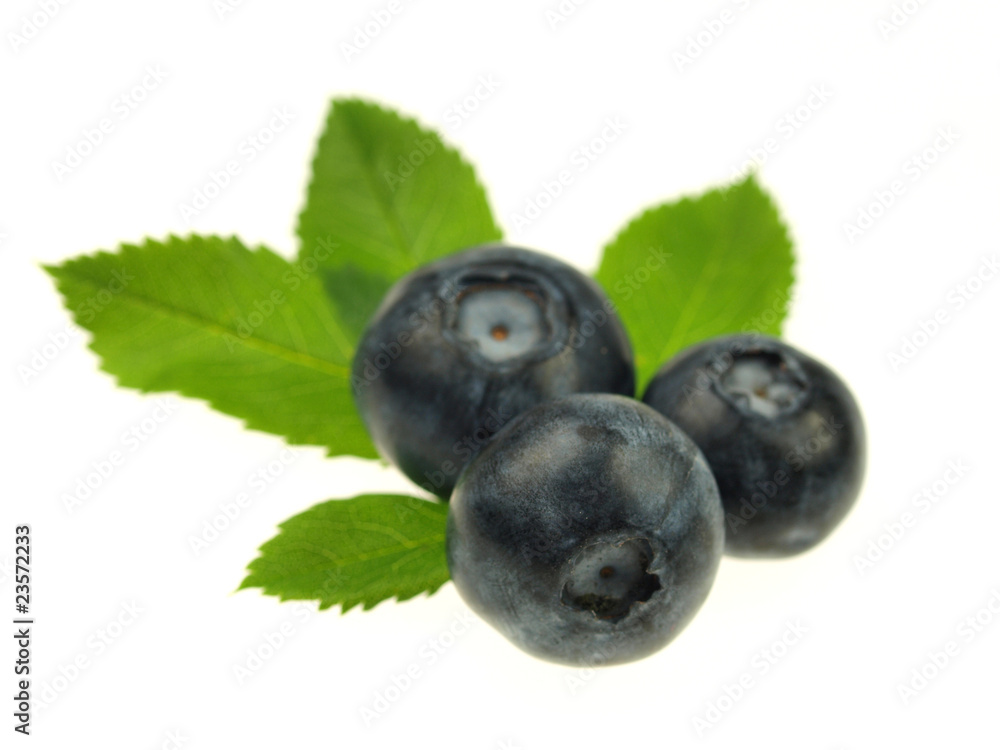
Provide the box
[642,334,866,558]
[446,394,723,666]
[352,245,634,498]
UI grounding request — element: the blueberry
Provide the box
[642,334,866,558]
[446,394,723,666]
[351,245,635,498]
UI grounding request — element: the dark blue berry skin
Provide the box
[352,245,634,498]
[446,394,723,666]
[642,334,866,558]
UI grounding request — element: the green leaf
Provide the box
[45,235,376,459]
[596,175,795,389]
[317,262,394,344]
[297,98,503,341]
[239,494,450,612]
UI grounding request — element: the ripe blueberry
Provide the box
[642,334,866,557]
[352,245,634,498]
[446,394,723,666]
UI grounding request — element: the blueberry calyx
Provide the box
[714,348,808,419]
[440,264,569,372]
[560,537,663,622]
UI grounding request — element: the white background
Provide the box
[3,0,999,747]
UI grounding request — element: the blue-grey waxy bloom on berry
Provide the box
[351,245,635,498]
[642,334,866,558]
[446,394,723,666]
